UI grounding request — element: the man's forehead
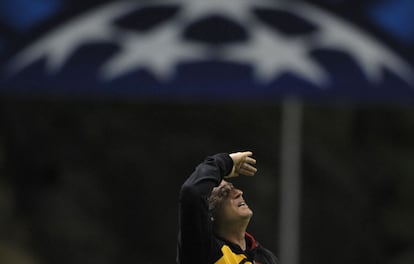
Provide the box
[219,180,234,188]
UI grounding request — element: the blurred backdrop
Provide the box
[0,0,414,264]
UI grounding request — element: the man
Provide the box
[177,151,278,264]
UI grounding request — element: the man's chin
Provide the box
[242,210,253,219]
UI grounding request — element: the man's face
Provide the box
[213,180,253,223]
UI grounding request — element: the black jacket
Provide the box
[177,153,278,264]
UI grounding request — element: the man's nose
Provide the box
[234,188,243,196]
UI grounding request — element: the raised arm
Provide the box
[177,153,232,264]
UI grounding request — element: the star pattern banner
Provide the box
[0,0,414,102]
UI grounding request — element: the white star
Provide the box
[294,2,414,84]
[176,0,270,24]
[222,26,329,86]
[7,1,139,74]
[100,24,208,81]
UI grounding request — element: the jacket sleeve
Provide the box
[177,153,233,264]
